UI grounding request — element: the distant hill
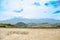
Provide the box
[15,22,27,28]
[0,17,60,25]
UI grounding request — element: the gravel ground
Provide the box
[0,28,60,40]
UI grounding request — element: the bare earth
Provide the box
[0,28,60,40]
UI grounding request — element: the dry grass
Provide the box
[0,28,60,40]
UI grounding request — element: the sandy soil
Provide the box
[0,28,60,40]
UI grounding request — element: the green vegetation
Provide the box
[0,22,60,28]
[0,24,17,28]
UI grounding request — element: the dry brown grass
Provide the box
[0,28,60,40]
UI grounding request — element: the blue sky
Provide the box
[0,0,60,20]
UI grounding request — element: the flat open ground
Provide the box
[0,28,60,40]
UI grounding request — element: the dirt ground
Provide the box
[0,28,60,40]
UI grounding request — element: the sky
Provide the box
[0,0,60,20]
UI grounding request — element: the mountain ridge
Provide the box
[0,17,60,24]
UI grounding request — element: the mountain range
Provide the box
[0,17,60,24]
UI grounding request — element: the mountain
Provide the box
[15,22,27,27]
[0,17,60,24]
[0,17,34,24]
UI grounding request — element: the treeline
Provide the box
[0,24,17,28]
[0,22,60,28]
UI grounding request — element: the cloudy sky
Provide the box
[0,0,60,20]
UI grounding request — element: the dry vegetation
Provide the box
[0,28,60,40]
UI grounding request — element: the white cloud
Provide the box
[2,0,23,11]
[54,13,60,20]
[0,0,60,20]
